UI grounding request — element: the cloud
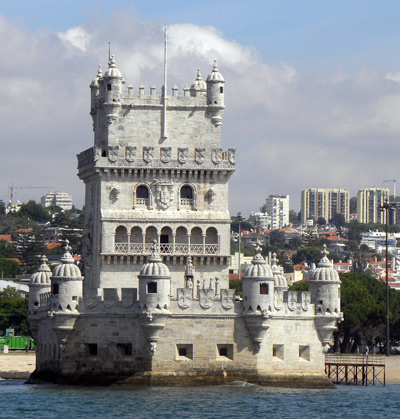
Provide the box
[0,12,399,216]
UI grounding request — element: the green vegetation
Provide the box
[229,279,242,297]
[0,257,22,278]
[0,287,29,336]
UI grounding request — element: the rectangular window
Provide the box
[299,345,310,361]
[220,86,224,94]
[117,343,133,356]
[272,344,284,360]
[52,283,59,295]
[107,84,112,91]
[147,282,157,294]
[176,344,193,360]
[87,343,98,356]
[217,344,234,360]
[260,283,269,295]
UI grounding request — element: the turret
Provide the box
[99,55,123,108]
[271,253,288,292]
[309,245,341,315]
[190,69,207,97]
[206,60,225,126]
[138,243,171,311]
[29,256,52,316]
[90,65,102,118]
[242,246,275,313]
[50,241,83,312]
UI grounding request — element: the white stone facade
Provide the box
[266,195,289,229]
[40,192,73,210]
[28,56,341,387]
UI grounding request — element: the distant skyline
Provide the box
[1,1,400,214]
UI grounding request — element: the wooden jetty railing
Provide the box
[325,354,386,386]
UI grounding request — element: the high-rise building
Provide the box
[266,195,289,229]
[357,187,389,224]
[301,188,349,224]
[41,192,73,210]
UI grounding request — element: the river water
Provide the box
[0,380,399,418]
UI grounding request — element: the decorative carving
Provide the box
[125,146,136,162]
[195,148,206,164]
[109,187,120,203]
[178,148,188,164]
[177,288,192,309]
[199,289,214,309]
[94,146,101,161]
[154,179,174,209]
[108,146,119,162]
[85,297,98,309]
[288,291,297,311]
[150,342,157,355]
[103,289,118,308]
[274,290,283,311]
[211,148,222,164]
[206,188,216,205]
[220,289,235,309]
[143,147,154,163]
[228,148,236,164]
[160,147,171,163]
[301,291,311,312]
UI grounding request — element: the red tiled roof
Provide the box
[15,228,32,233]
[0,234,12,242]
[47,242,62,250]
[294,264,309,270]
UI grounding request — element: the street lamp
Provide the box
[379,199,396,356]
[236,212,243,280]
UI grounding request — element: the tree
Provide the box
[268,230,285,247]
[292,246,324,265]
[229,279,242,297]
[289,210,300,225]
[0,257,22,278]
[15,228,46,273]
[0,239,18,258]
[19,200,50,223]
[349,197,357,214]
[0,287,29,335]
[317,217,327,226]
[329,213,346,229]
[0,200,5,215]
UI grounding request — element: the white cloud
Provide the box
[0,14,399,215]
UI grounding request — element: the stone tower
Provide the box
[78,56,235,299]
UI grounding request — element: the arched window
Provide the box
[180,185,194,207]
[136,185,149,206]
[115,226,128,253]
[205,227,218,255]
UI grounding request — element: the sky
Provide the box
[1,1,400,215]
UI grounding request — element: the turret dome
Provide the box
[90,65,103,87]
[206,60,225,82]
[271,253,288,288]
[245,246,273,278]
[190,69,207,91]
[52,241,83,278]
[310,245,340,282]
[104,55,122,78]
[30,256,51,285]
[140,243,170,277]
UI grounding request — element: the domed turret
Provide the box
[242,246,274,313]
[50,240,83,312]
[100,55,124,106]
[271,253,288,291]
[309,245,341,315]
[138,242,171,310]
[206,60,225,126]
[29,255,51,316]
[90,65,102,115]
[190,69,207,97]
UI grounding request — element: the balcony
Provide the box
[114,243,218,255]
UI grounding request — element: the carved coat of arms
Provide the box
[211,148,222,164]
[195,148,206,164]
[178,148,188,164]
[143,147,154,163]
[288,291,297,311]
[274,290,283,311]
[177,288,192,309]
[160,147,171,163]
[108,146,119,162]
[301,291,310,312]
[228,148,236,164]
[199,289,214,309]
[121,288,136,308]
[220,289,235,310]
[103,289,118,308]
[125,146,136,162]
[154,179,174,209]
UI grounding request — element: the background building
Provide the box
[357,187,389,224]
[301,188,349,224]
[41,192,73,210]
[248,211,271,231]
[266,194,289,229]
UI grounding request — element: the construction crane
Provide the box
[383,179,400,201]
[8,184,54,203]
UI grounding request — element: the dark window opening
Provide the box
[180,185,193,199]
[260,283,269,295]
[53,283,59,295]
[102,150,107,157]
[176,344,193,360]
[136,185,149,199]
[34,302,39,307]
[178,347,187,357]
[147,282,157,294]
[214,101,217,104]
[117,343,133,356]
[160,234,169,244]
[107,84,112,91]
[219,347,228,357]
[220,86,223,93]
[87,343,98,356]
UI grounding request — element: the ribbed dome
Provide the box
[52,242,82,278]
[30,256,51,285]
[90,65,102,87]
[271,253,288,288]
[104,55,122,78]
[140,245,170,277]
[310,245,340,282]
[206,60,225,82]
[190,69,207,91]
[245,248,273,278]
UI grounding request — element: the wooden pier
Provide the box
[325,354,386,386]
